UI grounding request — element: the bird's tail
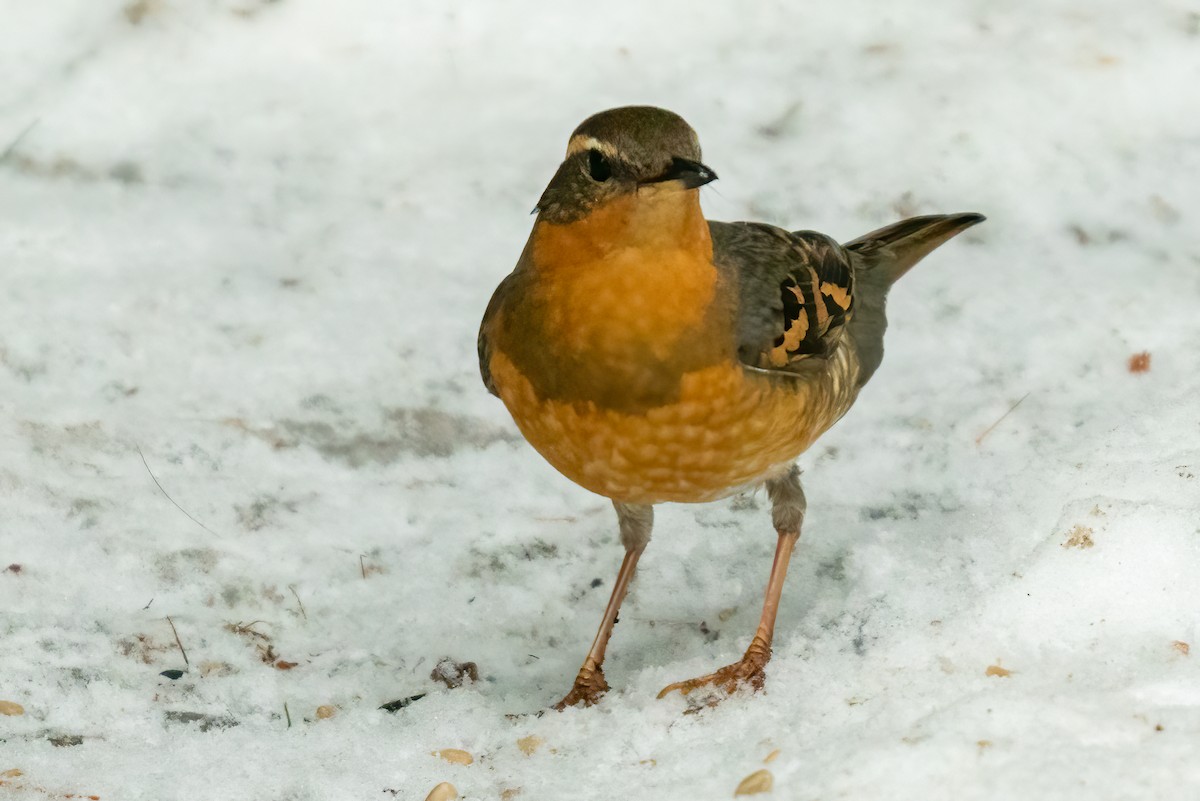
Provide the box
[846,212,985,285]
[844,212,984,387]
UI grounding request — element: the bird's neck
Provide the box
[531,189,712,266]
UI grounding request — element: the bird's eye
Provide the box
[587,149,612,182]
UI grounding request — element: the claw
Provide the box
[656,660,765,700]
[553,662,609,710]
[658,635,771,703]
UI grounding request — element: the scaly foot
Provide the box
[553,661,609,710]
[657,635,770,703]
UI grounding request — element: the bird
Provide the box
[477,105,983,709]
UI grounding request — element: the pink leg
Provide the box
[554,502,653,709]
[659,466,807,704]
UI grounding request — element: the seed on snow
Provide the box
[432,748,473,765]
[424,782,458,801]
[734,768,774,796]
[0,701,24,716]
[316,705,336,719]
[517,735,544,755]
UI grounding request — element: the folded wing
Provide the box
[711,221,855,374]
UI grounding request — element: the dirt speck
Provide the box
[235,494,303,531]
[117,633,173,665]
[49,733,84,747]
[1062,525,1095,549]
[517,735,544,756]
[164,710,238,731]
[124,0,161,24]
[431,658,479,688]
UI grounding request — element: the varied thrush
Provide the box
[478,106,983,708]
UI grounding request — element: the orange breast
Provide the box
[488,348,857,505]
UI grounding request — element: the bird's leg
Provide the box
[554,502,653,709]
[658,465,806,703]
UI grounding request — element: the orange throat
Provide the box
[525,188,723,366]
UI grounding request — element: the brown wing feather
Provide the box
[711,222,855,373]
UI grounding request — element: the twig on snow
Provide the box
[136,445,219,536]
[166,615,189,667]
[288,585,307,621]
[975,393,1030,446]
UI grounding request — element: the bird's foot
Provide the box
[657,635,770,706]
[553,661,609,710]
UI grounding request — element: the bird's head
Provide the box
[534,106,718,224]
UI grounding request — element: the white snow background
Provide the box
[2,1,1198,799]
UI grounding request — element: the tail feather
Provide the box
[844,212,984,388]
[846,212,985,284]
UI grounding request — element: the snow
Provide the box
[2,1,1198,799]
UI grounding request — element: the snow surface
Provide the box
[2,1,1198,799]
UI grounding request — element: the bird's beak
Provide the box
[642,157,718,190]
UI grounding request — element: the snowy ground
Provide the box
[2,1,1198,799]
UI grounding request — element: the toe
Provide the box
[657,660,767,702]
[553,665,610,709]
